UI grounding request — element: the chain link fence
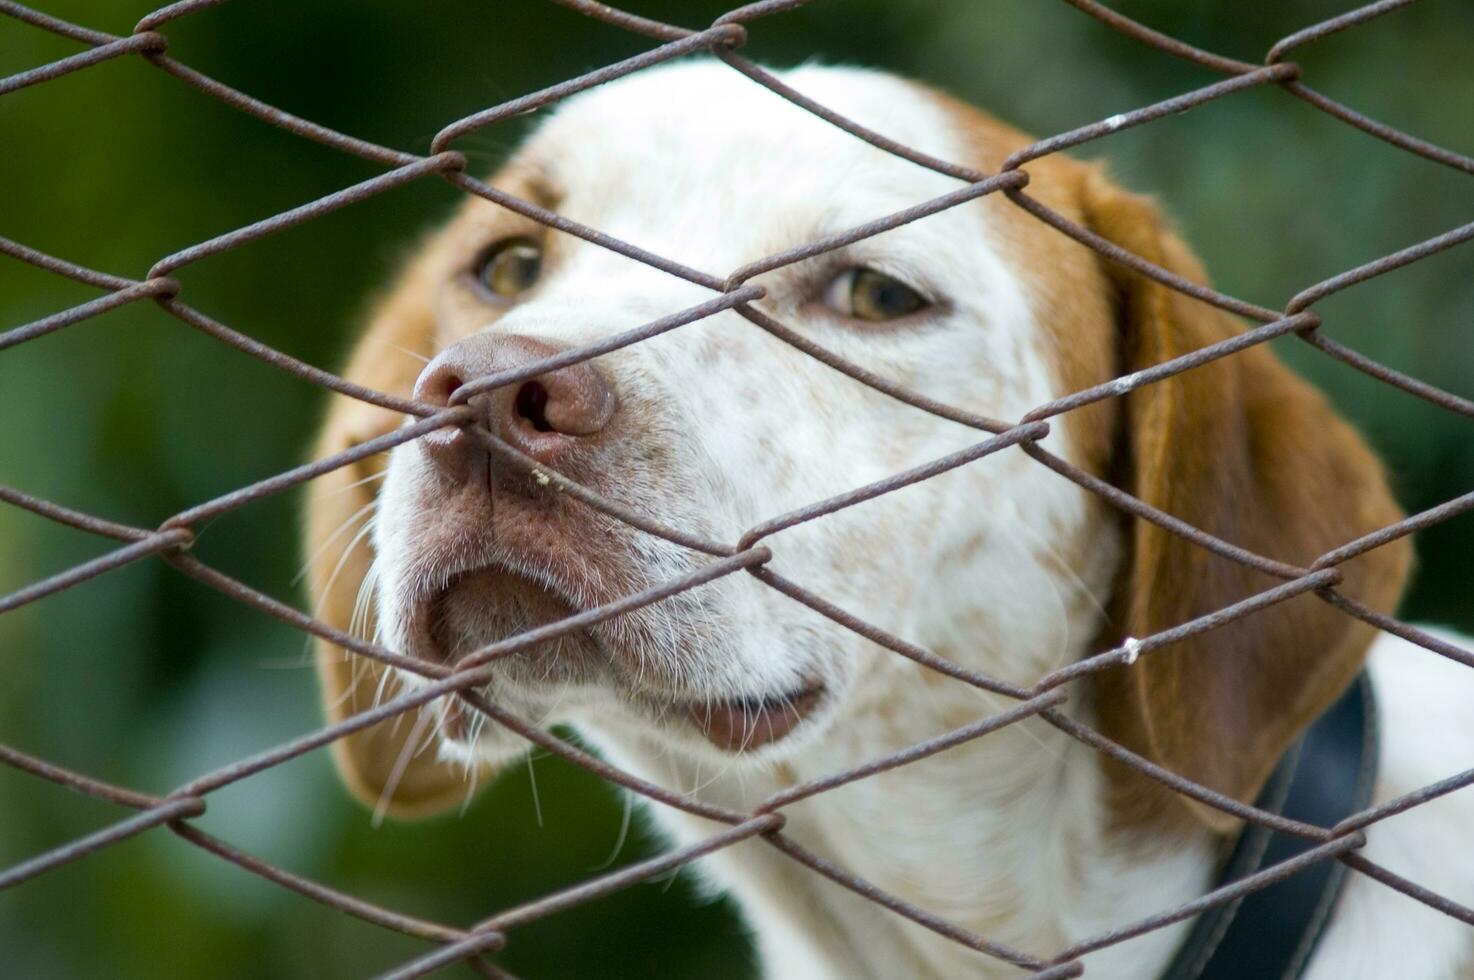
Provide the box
[3,0,1473,976]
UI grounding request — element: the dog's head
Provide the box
[306,62,1408,827]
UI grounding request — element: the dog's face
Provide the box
[373,64,1087,766]
[308,62,1407,823]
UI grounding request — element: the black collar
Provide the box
[1159,672,1377,980]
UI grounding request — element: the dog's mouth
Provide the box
[405,562,588,741]
[419,565,581,665]
[685,685,826,751]
[399,560,826,753]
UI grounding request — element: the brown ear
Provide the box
[1080,170,1411,831]
[306,243,481,819]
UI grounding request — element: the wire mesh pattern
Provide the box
[3,0,1474,976]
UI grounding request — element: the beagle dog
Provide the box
[304,62,1474,978]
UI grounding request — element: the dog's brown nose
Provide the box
[413,334,616,476]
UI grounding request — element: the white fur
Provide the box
[366,62,1474,978]
[1303,631,1474,980]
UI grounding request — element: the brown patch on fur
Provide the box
[926,87,1410,836]
[927,91,1121,479]
[1081,171,1410,834]
[306,167,550,818]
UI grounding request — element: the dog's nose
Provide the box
[413,334,616,476]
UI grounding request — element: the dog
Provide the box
[304,61,1474,978]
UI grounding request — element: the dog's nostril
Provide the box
[514,380,554,433]
[415,335,613,469]
[420,369,464,408]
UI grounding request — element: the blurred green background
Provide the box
[2,1,1471,977]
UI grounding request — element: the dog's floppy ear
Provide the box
[1079,169,1411,831]
[306,243,479,819]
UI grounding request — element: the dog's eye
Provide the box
[474,238,542,298]
[822,267,929,322]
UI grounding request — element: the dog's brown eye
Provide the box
[823,267,928,322]
[474,238,542,298]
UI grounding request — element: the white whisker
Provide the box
[315,512,379,620]
[590,788,635,871]
[296,498,377,587]
[526,753,545,829]
[388,342,431,364]
[371,703,437,828]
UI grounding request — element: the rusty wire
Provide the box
[2,0,1473,976]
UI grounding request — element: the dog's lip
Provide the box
[405,559,579,666]
[400,552,825,751]
[408,564,576,741]
[687,684,825,751]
